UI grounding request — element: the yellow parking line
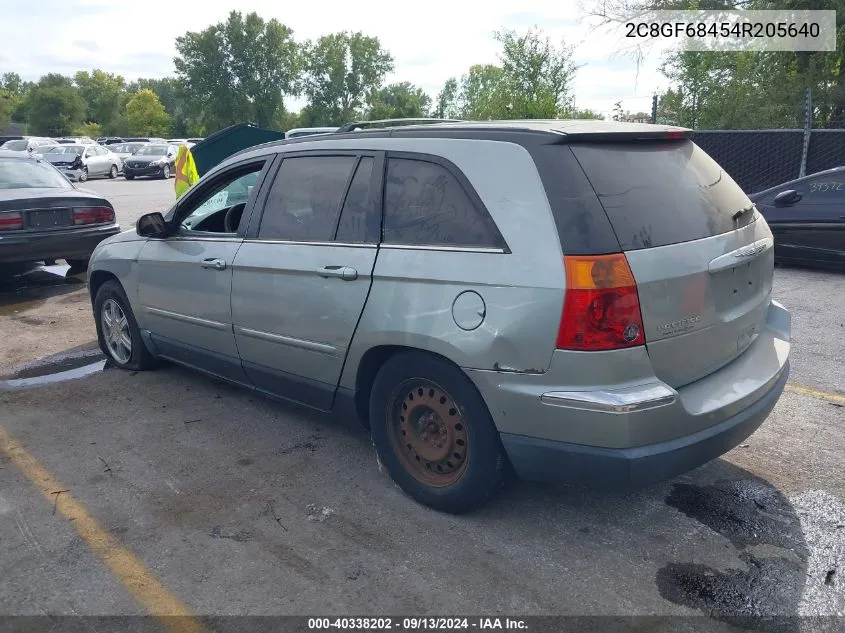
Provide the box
[786,383,845,405]
[0,426,208,633]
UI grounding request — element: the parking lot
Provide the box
[1,179,843,626]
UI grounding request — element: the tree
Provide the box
[612,100,626,121]
[74,69,126,133]
[124,89,170,136]
[130,77,191,136]
[24,74,86,136]
[434,78,460,119]
[494,27,579,118]
[0,89,12,131]
[175,11,300,131]
[458,64,509,119]
[366,82,431,120]
[568,108,605,119]
[74,122,103,138]
[1,73,31,123]
[303,31,394,125]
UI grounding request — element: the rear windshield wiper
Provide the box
[732,205,754,222]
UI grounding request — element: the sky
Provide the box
[0,0,676,119]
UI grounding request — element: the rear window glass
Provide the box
[0,158,70,189]
[570,140,753,250]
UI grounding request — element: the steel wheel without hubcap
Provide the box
[100,298,132,364]
[387,379,469,487]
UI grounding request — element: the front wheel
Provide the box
[79,166,88,182]
[369,351,507,514]
[161,164,170,179]
[94,280,158,370]
[124,173,135,180]
[109,164,118,179]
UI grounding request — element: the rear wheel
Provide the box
[94,280,157,371]
[109,164,118,179]
[369,351,506,514]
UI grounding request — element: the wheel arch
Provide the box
[88,269,120,305]
[351,344,475,430]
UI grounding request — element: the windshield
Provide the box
[134,145,167,156]
[1,140,28,151]
[0,158,71,189]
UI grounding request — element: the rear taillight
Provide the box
[0,211,23,231]
[72,206,114,225]
[556,254,646,351]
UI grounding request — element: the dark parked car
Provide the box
[123,144,177,179]
[749,167,845,270]
[97,137,125,146]
[0,150,119,269]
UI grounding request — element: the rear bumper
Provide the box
[0,224,121,263]
[501,362,788,488]
[466,299,791,488]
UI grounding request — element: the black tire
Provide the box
[94,280,158,371]
[125,173,135,180]
[79,166,88,182]
[161,164,170,179]
[369,351,507,514]
[109,164,118,179]
[65,257,89,271]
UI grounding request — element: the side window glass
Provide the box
[335,157,376,243]
[805,176,845,199]
[179,164,264,233]
[383,158,502,248]
[259,156,357,241]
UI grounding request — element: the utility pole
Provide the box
[651,93,658,124]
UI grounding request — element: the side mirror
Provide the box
[773,189,801,207]
[137,212,168,238]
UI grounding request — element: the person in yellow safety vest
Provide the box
[174,144,199,199]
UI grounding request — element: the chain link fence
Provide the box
[692,129,845,194]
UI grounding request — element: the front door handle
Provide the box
[317,265,358,281]
[201,258,227,270]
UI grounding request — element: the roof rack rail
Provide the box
[335,118,464,133]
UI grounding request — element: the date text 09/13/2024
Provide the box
[308,617,528,630]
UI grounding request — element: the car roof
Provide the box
[225,119,691,164]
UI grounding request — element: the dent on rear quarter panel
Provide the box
[88,235,146,321]
[339,139,566,390]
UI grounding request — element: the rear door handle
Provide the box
[317,265,358,281]
[201,258,227,270]
[708,237,773,274]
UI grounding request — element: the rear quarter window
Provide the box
[382,156,506,249]
[570,140,753,250]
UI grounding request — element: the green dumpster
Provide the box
[190,123,286,178]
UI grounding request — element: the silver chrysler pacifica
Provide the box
[87,120,791,513]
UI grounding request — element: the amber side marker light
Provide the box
[556,254,646,351]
